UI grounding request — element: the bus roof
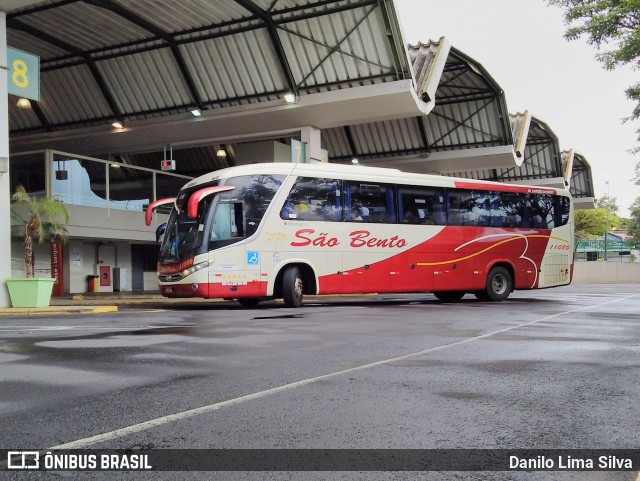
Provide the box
[183,162,571,196]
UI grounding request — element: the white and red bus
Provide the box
[146,162,573,307]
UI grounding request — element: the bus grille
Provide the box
[159,274,183,282]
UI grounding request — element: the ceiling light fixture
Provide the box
[351,158,359,164]
[216,148,227,158]
[283,93,297,104]
[17,98,31,109]
[111,120,124,129]
[191,108,202,117]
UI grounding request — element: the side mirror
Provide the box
[155,223,166,243]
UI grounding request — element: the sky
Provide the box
[395,0,639,217]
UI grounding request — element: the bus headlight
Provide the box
[181,260,212,278]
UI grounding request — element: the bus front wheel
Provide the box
[283,266,304,308]
[433,291,465,302]
[482,266,512,302]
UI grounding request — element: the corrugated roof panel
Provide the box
[408,40,439,98]
[97,49,193,115]
[21,2,152,51]
[7,29,70,60]
[5,0,57,15]
[39,66,113,124]
[8,101,41,131]
[510,112,527,141]
[279,4,394,89]
[475,119,562,182]
[7,0,410,135]
[437,70,489,101]
[181,30,286,103]
[322,127,352,159]
[427,100,504,150]
[111,0,252,33]
[349,118,423,157]
[254,0,307,10]
[570,154,594,198]
[509,111,531,156]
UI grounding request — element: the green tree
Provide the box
[549,0,640,150]
[629,196,640,246]
[575,208,620,237]
[11,185,70,278]
[619,217,635,229]
[595,194,619,213]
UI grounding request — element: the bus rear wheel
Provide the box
[482,266,512,302]
[283,266,304,308]
[238,297,260,308]
[433,291,465,302]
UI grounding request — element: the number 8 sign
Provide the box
[7,47,40,102]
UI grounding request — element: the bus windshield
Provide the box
[158,174,285,263]
[159,196,213,263]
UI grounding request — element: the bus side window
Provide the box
[520,196,532,228]
[554,196,570,227]
[447,190,475,226]
[490,192,503,227]
[433,193,445,225]
[398,186,443,225]
[492,192,522,227]
[280,177,342,222]
[344,181,395,224]
[210,202,242,242]
[472,192,491,226]
[532,195,554,228]
[447,191,461,225]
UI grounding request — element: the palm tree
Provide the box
[11,185,70,278]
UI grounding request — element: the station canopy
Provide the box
[4,0,594,204]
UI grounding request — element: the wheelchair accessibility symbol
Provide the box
[247,251,259,265]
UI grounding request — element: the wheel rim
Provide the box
[294,277,303,299]
[491,274,507,295]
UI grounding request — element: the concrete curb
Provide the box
[0,306,119,317]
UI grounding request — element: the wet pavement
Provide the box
[0,284,638,480]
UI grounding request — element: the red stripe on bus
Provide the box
[454,181,557,195]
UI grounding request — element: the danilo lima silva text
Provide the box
[510,456,633,470]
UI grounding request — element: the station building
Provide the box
[0,0,595,304]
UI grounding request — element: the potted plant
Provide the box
[7,185,70,308]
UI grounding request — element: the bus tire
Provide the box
[283,266,304,308]
[238,297,260,308]
[483,266,512,302]
[433,291,465,302]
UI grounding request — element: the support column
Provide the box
[300,126,323,163]
[0,12,11,307]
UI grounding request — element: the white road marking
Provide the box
[49,294,638,450]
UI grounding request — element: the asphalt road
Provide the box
[0,284,638,480]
